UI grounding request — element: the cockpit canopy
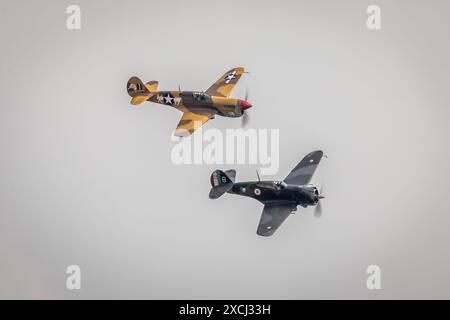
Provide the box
[273,181,287,189]
[193,92,210,101]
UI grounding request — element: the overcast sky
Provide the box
[1,0,450,299]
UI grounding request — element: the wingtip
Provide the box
[257,229,275,237]
[232,67,245,73]
[256,225,276,237]
[306,150,323,158]
[174,129,193,138]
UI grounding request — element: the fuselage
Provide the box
[228,181,320,207]
[148,91,251,118]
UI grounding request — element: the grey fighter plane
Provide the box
[209,150,326,236]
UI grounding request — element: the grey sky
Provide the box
[1,0,450,299]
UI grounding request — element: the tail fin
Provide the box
[126,76,158,105]
[209,170,235,199]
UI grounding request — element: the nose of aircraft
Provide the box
[240,100,253,110]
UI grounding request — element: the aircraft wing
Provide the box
[257,204,295,236]
[174,110,214,137]
[205,67,245,97]
[284,150,324,186]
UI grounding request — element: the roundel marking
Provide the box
[254,188,261,196]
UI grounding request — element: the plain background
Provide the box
[1,0,450,299]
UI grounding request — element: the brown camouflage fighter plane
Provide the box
[126,67,252,137]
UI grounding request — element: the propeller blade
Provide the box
[319,184,326,199]
[241,111,250,127]
[314,184,325,217]
[240,87,251,127]
[314,200,322,218]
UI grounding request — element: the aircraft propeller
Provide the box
[242,111,250,127]
[314,185,325,218]
[241,88,251,127]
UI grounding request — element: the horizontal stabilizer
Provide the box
[224,169,236,182]
[145,81,158,93]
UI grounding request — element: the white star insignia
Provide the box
[156,94,164,103]
[224,71,237,83]
[164,94,174,104]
